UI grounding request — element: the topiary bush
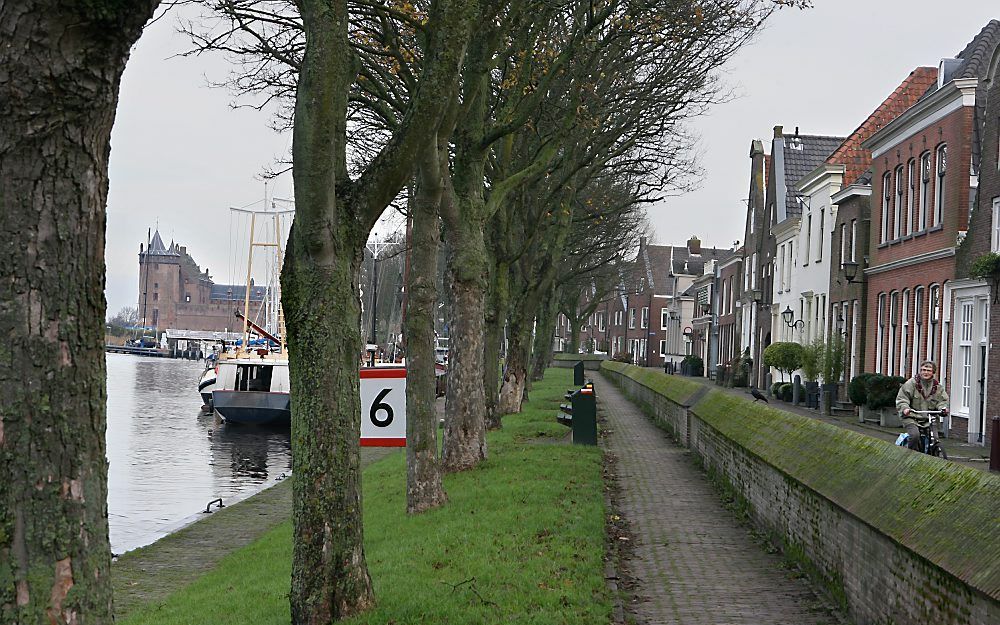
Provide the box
[848,372,877,406]
[865,375,906,410]
[770,382,783,397]
[681,354,704,377]
[778,383,793,402]
[762,342,804,382]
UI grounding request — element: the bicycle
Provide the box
[897,410,948,459]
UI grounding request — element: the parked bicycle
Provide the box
[896,410,948,459]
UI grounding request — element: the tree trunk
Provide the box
[0,5,157,624]
[568,317,582,354]
[497,320,531,415]
[284,2,373,620]
[442,216,489,472]
[405,140,447,514]
[482,262,509,430]
[531,289,559,382]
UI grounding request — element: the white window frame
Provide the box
[992,197,1000,252]
[661,308,669,330]
[888,291,898,376]
[640,307,649,329]
[881,172,891,243]
[850,219,857,262]
[900,290,910,376]
[876,293,886,374]
[628,308,636,329]
[659,339,667,356]
[934,144,947,227]
[805,212,813,263]
[839,223,847,266]
[906,158,916,235]
[818,208,825,262]
[893,166,903,240]
[919,152,931,230]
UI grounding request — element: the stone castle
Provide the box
[137,230,266,333]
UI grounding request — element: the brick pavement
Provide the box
[595,373,842,625]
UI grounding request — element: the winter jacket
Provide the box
[895,376,949,428]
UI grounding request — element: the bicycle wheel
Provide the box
[938,445,948,460]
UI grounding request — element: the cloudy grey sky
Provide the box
[105,1,1000,315]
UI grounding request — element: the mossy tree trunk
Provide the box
[531,287,559,382]
[283,0,472,620]
[482,260,509,430]
[0,4,158,624]
[404,136,448,514]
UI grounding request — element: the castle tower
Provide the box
[137,229,180,332]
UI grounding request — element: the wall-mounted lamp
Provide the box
[781,305,805,330]
[842,261,864,284]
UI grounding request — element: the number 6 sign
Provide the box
[360,368,406,446]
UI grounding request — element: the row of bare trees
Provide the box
[0,1,809,623]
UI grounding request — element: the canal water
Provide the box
[105,353,292,553]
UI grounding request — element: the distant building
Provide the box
[137,229,268,334]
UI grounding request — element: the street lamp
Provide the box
[781,305,804,330]
[842,260,863,284]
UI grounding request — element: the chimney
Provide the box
[773,125,783,139]
[687,236,701,255]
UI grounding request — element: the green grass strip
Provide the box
[119,368,610,625]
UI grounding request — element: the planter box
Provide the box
[879,408,902,428]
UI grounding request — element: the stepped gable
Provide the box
[783,134,845,219]
[826,68,938,186]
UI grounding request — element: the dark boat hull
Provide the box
[212,390,290,426]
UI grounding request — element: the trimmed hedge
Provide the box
[553,353,607,362]
[864,374,906,410]
[847,372,877,406]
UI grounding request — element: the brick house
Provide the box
[716,250,743,369]
[828,68,939,391]
[951,22,1000,445]
[740,139,770,387]
[743,128,842,387]
[861,22,1000,440]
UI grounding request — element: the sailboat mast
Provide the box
[242,212,257,350]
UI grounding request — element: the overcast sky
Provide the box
[105,1,1000,315]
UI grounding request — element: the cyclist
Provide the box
[895,360,949,451]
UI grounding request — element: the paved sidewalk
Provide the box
[596,373,841,625]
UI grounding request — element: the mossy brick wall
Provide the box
[601,362,1000,625]
[553,353,606,370]
[601,362,705,446]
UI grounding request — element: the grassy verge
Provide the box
[120,368,610,625]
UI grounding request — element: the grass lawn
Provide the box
[120,367,610,625]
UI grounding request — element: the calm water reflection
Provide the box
[106,353,291,553]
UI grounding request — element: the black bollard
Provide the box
[991,416,999,473]
[792,374,801,405]
[573,361,585,386]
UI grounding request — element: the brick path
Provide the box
[595,373,841,625]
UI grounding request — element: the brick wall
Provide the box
[603,362,1000,625]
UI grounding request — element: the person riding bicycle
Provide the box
[895,360,949,451]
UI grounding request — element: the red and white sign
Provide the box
[360,368,406,447]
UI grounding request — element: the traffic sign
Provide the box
[360,368,406,447]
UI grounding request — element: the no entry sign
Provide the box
[360,368,406,447]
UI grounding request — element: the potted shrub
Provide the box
[970,252,1000,305]
[778,383,793,402]
[865,374,907,427]
[820,333,846,415]
[770,381,783,398]
[848,372,877,422]
[680,354,704,377]
[800,337,823,409]
[762,342,804,384]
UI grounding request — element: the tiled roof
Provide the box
[955,20,1000,80]
[783,134,845,218]
[145,229,179,257]
[826,67,938,186]
[636,244,730,295]
[210,284,268,302]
